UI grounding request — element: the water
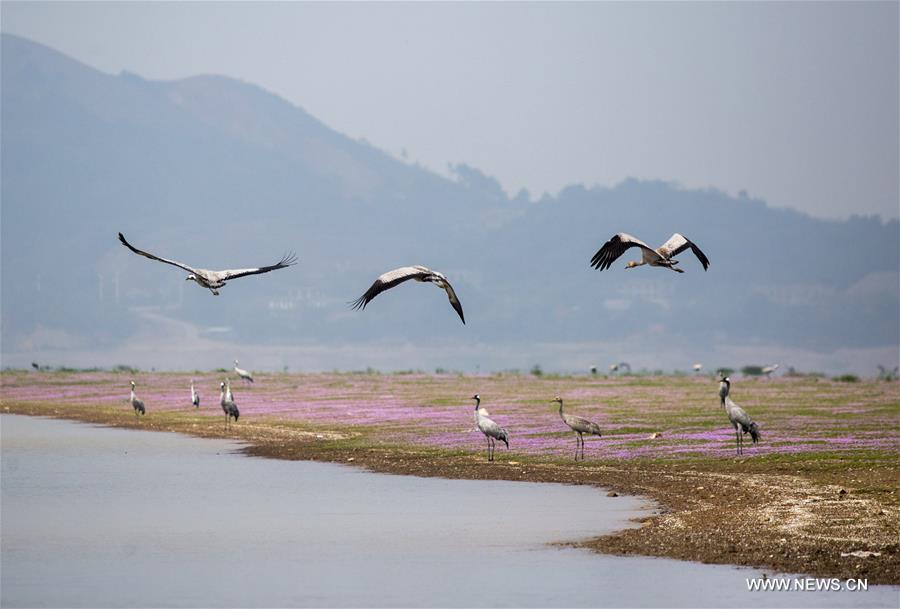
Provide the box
[1,415,895,608]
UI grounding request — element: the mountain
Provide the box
[2,34,897,375]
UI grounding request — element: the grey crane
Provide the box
[219,381,240,428]
[552,397,602,461]
[590,232,710,273]
[351,266,465,324]
[190,379,200,408]
[693,363,704,374]
[118,232,296,295]
[471,395,508,461]
[233,360,254,384]
[609,362,631,375]
[718,375,760,455]
[762,364,780,378]
[129,381,146,418]
[877,365,899,381]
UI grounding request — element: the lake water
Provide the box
[1,415,895,608]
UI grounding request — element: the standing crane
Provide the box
[233,360,253,384]
[219,381,239,428]
[877,365,899,381]
[552,397,602,461]
[693,363,703,374]
[129,381,146,418]
[590,232,710,273]
[609,362,631,375]
[471,395,508,461]
[190,379,200,408]
[718,375,760,455]
[761,364,780,378]
[225,379,235,404]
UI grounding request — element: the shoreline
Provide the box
[2,395,898,585]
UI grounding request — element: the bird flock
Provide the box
[118,228,764,460]
[125,370,760,460]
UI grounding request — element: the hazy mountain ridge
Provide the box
[2,34,897,373]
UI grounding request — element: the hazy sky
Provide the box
[3,1,898,220]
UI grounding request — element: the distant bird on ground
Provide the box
[224,379,236,405]
[129,381,145,418]
[762,364,780,378]
[590,233,710,273]
[590,365,598,375]
[609,362,631,375]
[350,266,465,324]
[31,362,39,370]
[233,360,253,384]
[693,363,703,374]
[718,375,760,455]
[471,395,508,461]
[190,379,200,408]
[552,397,602,461]
[219,381,239,428]
[877,365,899,381]
[118,232,296,295]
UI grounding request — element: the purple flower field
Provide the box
[2,371,898,461]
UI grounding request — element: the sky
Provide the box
[2,1,898,220]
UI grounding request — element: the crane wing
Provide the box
[219,253,298,280]
[726,398,755,428]
[440,280,466,325]
[118,232,199,275]
[349,266,431,310]
[590,233,655,270]
[657,233,710,270]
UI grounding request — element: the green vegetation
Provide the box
[832,374,860,383]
